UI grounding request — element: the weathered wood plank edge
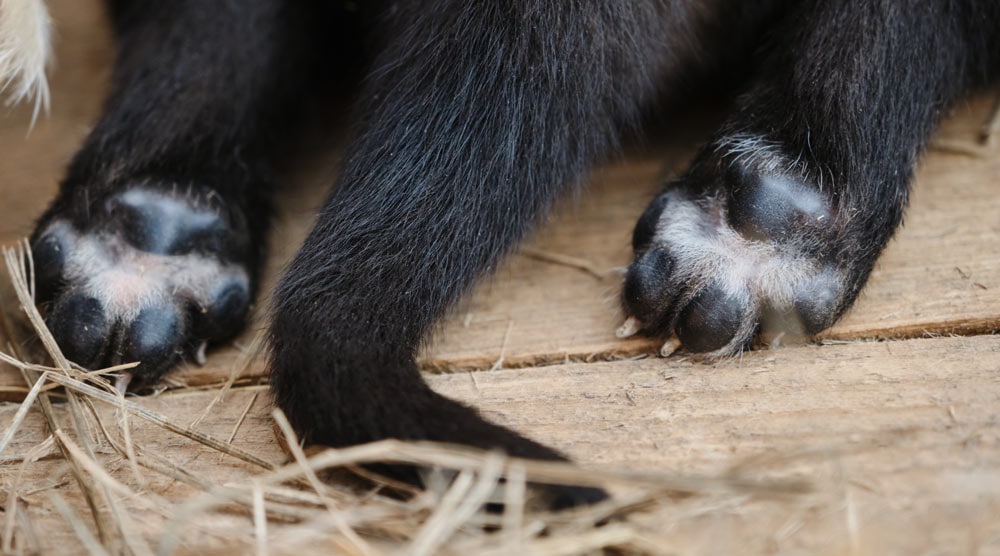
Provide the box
[4,325,999,402]
[420,320,1000,373]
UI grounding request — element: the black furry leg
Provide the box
[268,2,686,508]
[31,0,315,387]
[624,0,1000,356]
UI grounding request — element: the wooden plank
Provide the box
[828,127,1000,340]
[1,385,285,553]
[430,335,1000,553]
[4,335,999,553]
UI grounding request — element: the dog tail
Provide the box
[0,0,52,121]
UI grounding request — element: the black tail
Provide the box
[267,1,684,507]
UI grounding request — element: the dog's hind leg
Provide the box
[267,0,769,508]
[623,0,1000,356]
[31,0,320,387]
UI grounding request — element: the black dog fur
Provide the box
[29,1,1000,507]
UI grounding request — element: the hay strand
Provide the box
[1,238,824,554]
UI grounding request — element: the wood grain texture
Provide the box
[4,336,999,554]
[431,335,1000,554]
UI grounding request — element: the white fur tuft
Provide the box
[0,0,52,122]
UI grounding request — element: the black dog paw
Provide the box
[31,185,255,388]
[621,138,850,357]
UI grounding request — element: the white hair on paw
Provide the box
[0,0,52,123]
[716,133,836,192]
[39,219,251,322]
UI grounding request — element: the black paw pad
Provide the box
[543,484,610,510]
[191,280,251,340]
[623,247,675,326]
[46,294,109,367]
[30,229,69,303]
[121,305,183,382]
[791,270,844,335]
[105,190,228,255]
[728,169,831,243]
[675,283,750,353]
[632,192,671,253]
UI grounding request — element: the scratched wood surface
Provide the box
[4,335,999,554]
[2,1,1000,554]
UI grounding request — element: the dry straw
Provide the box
[1,240,816,555]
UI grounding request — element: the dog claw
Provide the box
[659,337,682,357]
[616,316,642,338]
[193,341,208,366]
[114,372,133,394]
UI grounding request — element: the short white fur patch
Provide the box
[0,0,52,122]
[650,188,844,357]
[717,133,836,193]
[716,134,790,175]
[40,219,249,322]
[652,190,819,305]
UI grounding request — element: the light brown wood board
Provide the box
[3,335,999,554]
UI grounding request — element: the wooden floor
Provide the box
[2,1,1000,554]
